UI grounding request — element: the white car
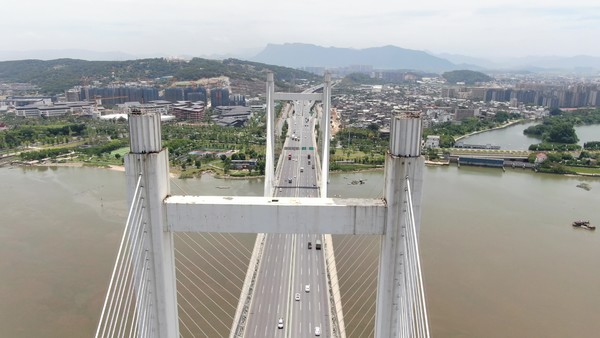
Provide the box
[294,293,300,301]
[315,326,321,336]
[278,318,284,329]
[305,284,310,292]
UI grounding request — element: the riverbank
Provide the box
[454,119,529,142]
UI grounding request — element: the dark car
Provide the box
[308,242,312,249]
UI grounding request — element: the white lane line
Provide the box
[268,303,271,314]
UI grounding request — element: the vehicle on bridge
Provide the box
[315,239,322,250]
[305,284,310,292]
[295,293,300,301]
[288,153,292,160]
[308,241,312,249]
[315,326,321,336]
[278,318,283,329]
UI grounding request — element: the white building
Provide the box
[424,135,440,148]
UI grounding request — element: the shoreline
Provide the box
[454,119,529,142]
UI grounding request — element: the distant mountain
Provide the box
[498,55,600,70]
[0,49,142,61]
[436,52,600,72]
[251,43,458,73]
[442,70,493,85]
[0,58,318,94]
[435,53,498,69]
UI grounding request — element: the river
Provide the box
[460,121,600,150]
[1,165,599,337]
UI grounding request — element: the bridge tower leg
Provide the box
[125,111,179,338]
[264,72,275,196]
[375,115,424,338]
[320,73,332,197]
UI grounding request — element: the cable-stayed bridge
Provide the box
[95,74,429,338]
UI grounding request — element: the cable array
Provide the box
[327,235,379,338]
[400,178,430,338]
[170,178,255,338]
[96,175,155,338]
[325,177,430,338]
[173,232,254,337]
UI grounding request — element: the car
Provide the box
[312,165,315,169]
[315,326,321,336]
[305,284,310,292]
[288,178,292,183]
[295,293,300,301]
[278,318,284,329]
[308,242,312,249]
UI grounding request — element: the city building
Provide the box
[210,88,230,108]
[424,135,440,148]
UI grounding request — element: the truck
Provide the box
[315,239,322,250]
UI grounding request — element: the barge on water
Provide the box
[572,220,596,230]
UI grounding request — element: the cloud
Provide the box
[0,0,599,58]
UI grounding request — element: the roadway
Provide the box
[244,100,330,337]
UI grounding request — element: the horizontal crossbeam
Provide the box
[272,92,323,101]
[165,196,386,235]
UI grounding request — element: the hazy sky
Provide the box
[2,0,599,59]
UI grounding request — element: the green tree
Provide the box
[546,122,578,144]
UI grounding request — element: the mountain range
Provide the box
[1,44,600,74]
[251,43,456,73]
[251,43,600,73]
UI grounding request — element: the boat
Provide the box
[425,160,450,166]
[572,220,596,230]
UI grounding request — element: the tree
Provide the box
[494,111,510,123]
[546,122,578,144]
[367,123,379,132]
[426,148,439,160]
[549,108,562,116]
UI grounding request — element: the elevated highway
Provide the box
[244,99,330,337]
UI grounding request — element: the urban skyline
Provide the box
[1,0,599,61]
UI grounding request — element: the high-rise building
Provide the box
[210,88,230,108]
